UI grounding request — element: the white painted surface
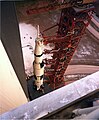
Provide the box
[0,40,27,115]
[19,23,37,76]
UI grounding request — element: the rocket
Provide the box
[33,25,44,91]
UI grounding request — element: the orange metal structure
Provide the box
[27,0,95,90]
[43,7,94,89]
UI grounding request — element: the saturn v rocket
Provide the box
[33,25,44,90]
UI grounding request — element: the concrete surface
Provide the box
[0,71,99,119]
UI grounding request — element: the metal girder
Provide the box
[43,7,93,89]
[26,0,95,15]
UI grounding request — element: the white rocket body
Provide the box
[33,26,44,90]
